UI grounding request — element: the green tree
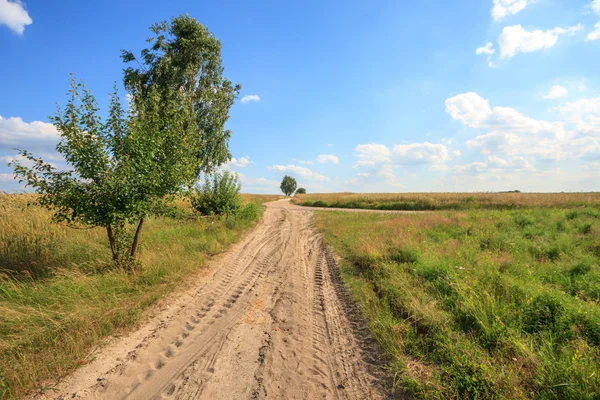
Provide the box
[12,16,239,269]
[280,175,297,196]
[295,188,306,195]
[122,14,240,176]
[192,170,242,216]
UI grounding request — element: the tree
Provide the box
[295,188,306,195]
[280,175,297,196]
[192,170,242,216]
[12,16,239,269]
[121,14,240,177]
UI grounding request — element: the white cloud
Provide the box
[353,144,396,183]
[269,164,329,181]
[296,159,314,165]
[558,96,600,136]
[476,42,495,55]
[240,94,260,104]
[498,24,583,58]
[586,22,600,41]
[0,0,32,34]
[544,85,568,99]
[487,155,535,170]
[316,154,339,164]
[351,141,455,185]
[453,162,489,176]
[236,173,280,194]
[592,0,600,15]
[492,0,536,21]
[392,142,454,166]
[0,172,15,182]
[228,156,252,168]
[446,92,569,160]
[0,116,59,146]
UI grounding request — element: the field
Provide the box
[293,192,600,210]
[0,193,269,398]
[314,202,600,399]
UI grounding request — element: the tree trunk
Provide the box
[130,217,145,260]
[106,224,120,264]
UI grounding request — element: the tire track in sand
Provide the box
[47,200,384,400]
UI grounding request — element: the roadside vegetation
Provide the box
[0,192,270,398]
[294,192,600,210]
[315,204,600,399]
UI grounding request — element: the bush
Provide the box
[295,188,306,195]
[191,171,242,216]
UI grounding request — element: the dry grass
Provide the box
[0,193,265,398]
[241,193,284,204]
[293,192,600,210]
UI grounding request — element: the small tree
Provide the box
[295,188,306,195]
[280,175,297,196]
[192,170,241,216]
[12,16,239,269]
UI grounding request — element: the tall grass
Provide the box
[315,207,600,399]
[0,193,266,398]
[294,192,600,210]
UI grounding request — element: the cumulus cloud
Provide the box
[487,155,535,171]
[0,0,32,34]
[353,144,396,183]
[0,172,15,182]
[498,24,583,58]
[446,92,569,160]
[269,164,329,181]
[228,156,252,168]
[351,141,456,185]
[240,94,260,104]
[558,96,600,136]
[587,22,600,41]
[316,154,339,164]
[592,0,600,15]
[476,42,495,55]
[544,85,568,99]
[236,173,280,193]
[392,142,454,165]
[0,116,59,148]
[492,0,536,21]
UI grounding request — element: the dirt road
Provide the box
[48,199,384,400]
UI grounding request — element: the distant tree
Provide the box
[192,170,242,216]
[12,16,239,269]
[280,175,297,196]
[295,188,306,195]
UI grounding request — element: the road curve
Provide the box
[46,199,384,400]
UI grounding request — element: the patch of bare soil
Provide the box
[39,200,385,400]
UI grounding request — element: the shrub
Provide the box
[295,187,306,195]
[191,171,242,216]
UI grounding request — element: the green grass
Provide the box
[0,194,266,399]
[314,207,600,399]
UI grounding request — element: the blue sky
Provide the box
[1,0,599,193]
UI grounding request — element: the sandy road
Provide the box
[47,199,383,400]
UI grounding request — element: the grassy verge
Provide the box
[315,207,600,399]
[293,192,600,211]
[0,193,269,398]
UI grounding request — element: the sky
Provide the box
[1,0,600,193]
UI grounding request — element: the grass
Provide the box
[293,192,600,211]
[0,193,269,399]
[314,206,600,399]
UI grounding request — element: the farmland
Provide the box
[293,192,600,210]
